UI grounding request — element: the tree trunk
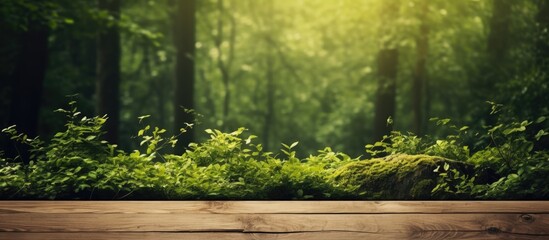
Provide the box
[262,1,275,151]
[373,49,398,141]
[373,0,399,142]
[536,0,549,65]
[173,0,195,153]
[214,0,237,131]
[487,0,511,70]
[412,1,429,135]
[7,24,49,164]
[481,0,511,126]
[534,0,549,150]
[96,0,121,144]
[263,45,275,151]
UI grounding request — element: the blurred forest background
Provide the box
[1,0,548,158]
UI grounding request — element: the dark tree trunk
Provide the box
[262,1,275,151]
[536,0,549,65]
[373,49,399,142]
[412,1,429,135]
[487,0,511,69]
[7,25,49,164]
[372,0,399,142]
[96,0,121,144]
[481,0,511,126]
[534,0,549,150]
[173,0,195,153]
[263,48,275,151]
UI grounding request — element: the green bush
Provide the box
[0,102,548,199]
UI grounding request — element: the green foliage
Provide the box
[0,157,26,197]
[361,105,549,199]
[0,0,77,31]
[463,111,549,199]
[365,118,471,161]
[1,103,548,200]
[0,104,354,199]
[428,105,549,199]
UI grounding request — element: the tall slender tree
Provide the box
[96,0,121,144]
[260,0,276,151]
[173,0,196,154]
[486,0,511,71]
[373,0,400,142]
[481,0,512,125]
[533,0,549,149]
[212,0,238,131]
[536,0,549,65]
[7,22,49,164]
[412,0,429,135]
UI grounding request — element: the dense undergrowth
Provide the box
[1,101,548,199]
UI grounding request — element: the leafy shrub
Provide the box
[0,102,548,200]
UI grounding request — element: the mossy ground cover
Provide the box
[332,154,473,199]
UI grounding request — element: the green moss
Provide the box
[410,179,435,199]
[331,154,471,199]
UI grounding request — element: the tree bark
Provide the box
[412,0,429,135]
[96,0,121,144]
[173,0,196,153]
[480,0,511,126]
[263,43,275,151]
[536,0,549,65]
[486,0,511,70]
[373,0,399,142]
[534,0,549,150]
[214,0,237,130]
[261,1,276,151]
[7,24,49,164]
[373,49,398,142]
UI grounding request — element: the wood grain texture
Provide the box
[1,213,548,233]
[0,232,547,240]
[0,201,547,239]
[1,201,548,214]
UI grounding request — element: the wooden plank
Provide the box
[0,213,547,235]
[1,201,549,214]
[1,201,548,239]
[0,231,545,240]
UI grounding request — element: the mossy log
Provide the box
[332,154,473,199]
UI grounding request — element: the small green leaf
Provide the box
[386,116,393,126]
[64,18,74,24]
[170,139,178,147]
[86,135,96,141]
[439,119,450,125]
[289,141,299,149]
[138,115,151,123]
[535,130,548,141]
